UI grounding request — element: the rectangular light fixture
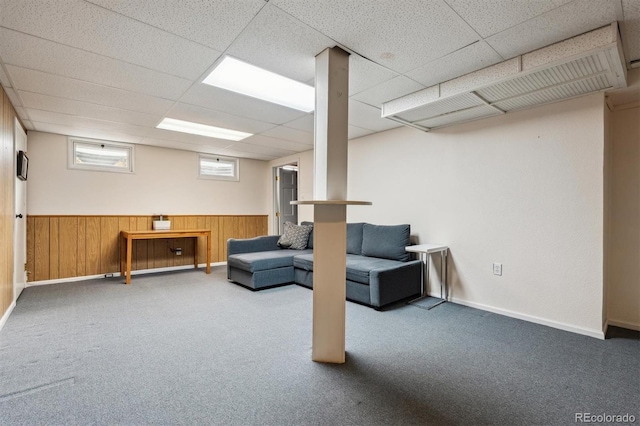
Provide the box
[202,56,315,112]
[156,118,252,141]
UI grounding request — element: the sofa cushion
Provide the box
[293,253,404,285]
[347,222,365,255]
[277,222,313,250]
[361,224,411,262]
[301,221,314,249]
[229,249,312,273]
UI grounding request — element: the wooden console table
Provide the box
[120,229,211,284]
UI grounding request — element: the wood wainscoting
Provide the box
[26,215,268,282]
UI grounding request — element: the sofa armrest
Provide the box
[227,235,280,256]
[369,260,422,307]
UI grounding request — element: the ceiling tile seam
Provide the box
[4,63,184,111]
[2,61,174,101]
[176,98,295,130]
[613,0,632,67]
[0,61,14,88]
[0,65,33,122]
[440,0,505,61]
[30,120,144,141]
[25,107,152,132]
[12,88,164,119]
[0,26,206,82]
[243,137,311,150]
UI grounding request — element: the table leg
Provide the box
[126,236,132,285]
[408,253,428,304]
[206,233,211,274]
[427,251,446,310]
[194,237,198,269]
[119,234,124,277]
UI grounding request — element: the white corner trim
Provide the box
[606,318,640,332]
[448,295,606,340]
[0,300,16,333]
[26,262,227,287]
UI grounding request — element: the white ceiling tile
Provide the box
[349,54,398,95]
[87,0,266,51]
[7,66,174,115]
[0,29,192,100]
[351,76,424,108]
[225,141,296,158]
[143,128,234,148]
[348,100,402,132]
[1,0,220,79]
[4,87,23,107]
[272,0,478,73]
[167,103,276,134]
[21,120,34,131]
[622,0,640,62]
[227,3,335,83]
[137,138,252,158]
[485,0,618,59]
[0,63,12,88]
[446,0,572,38]
[348,125,375,140]
[180,84,307,125]
[14,106,28,120]
[27,109,150,137]
[242,134,312,152]
[31,121,144,144]
[283,114,314,132]
[19,91,162,127]
[406,41,504,87]
[260,126,313,145]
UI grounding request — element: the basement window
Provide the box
[68,138,134,173]
[198,154,239,181]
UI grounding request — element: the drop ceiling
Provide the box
[0,0,639,161]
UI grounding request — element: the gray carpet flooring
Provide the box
[0,266,638,425]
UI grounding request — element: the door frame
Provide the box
[13,118,27,301]
[272,160,299,235]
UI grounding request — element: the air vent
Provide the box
[382,23,627,131]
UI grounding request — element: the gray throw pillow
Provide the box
[277,222,313,250]
[361,223,411,261]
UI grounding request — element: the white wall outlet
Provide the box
[493,263,502,276]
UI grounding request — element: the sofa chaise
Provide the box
[227,222,422,309]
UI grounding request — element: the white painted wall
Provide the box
[346,94,606,337]
[607,105,640,330]
[27,131,270,215]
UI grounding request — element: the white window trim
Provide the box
[68,137,135,174]
[198,153,239,182]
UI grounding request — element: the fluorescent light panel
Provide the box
[203,56,315,112]
[156,118,252,141]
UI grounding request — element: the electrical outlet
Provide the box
[493,263,502,276]
[175,248,182,256]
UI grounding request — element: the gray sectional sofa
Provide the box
[227,222,422,309]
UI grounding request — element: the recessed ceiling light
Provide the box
[203,56,315,112]
[156,118,252,141]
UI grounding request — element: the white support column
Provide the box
[314,47,349,201]
[312,203,347,363]
[312,47,349,363]
[293,47,370,364]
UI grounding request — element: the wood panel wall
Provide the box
[26,215,268,282]
[1,86,19,319]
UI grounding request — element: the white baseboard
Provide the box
[606,318,640,332]
[26,262,227,287]
[0,300,16,332]
[445,294,606,340]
